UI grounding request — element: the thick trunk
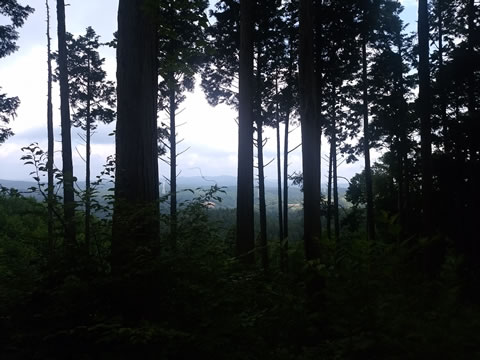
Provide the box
[56,0,76,255]
[257,117,268,270]
[362,37,375,242]
[282,112,289,270]
[299,0,321,260]
[46,0,54,251]
[465,0,479,291]
[113,0,159,271]
[418,0,432,235]
[236,0,255,264]
[169,85,177,248]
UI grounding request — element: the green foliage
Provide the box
[62,27,116,130]
[0,1,33,144]
[0,0,34,59]
[1,184,480,359]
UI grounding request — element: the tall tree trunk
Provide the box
[113,0,159,271]
[169,84,177,248]
[331,83,339,242]
[437,0,449,153]
[467,0,476,154]
[466,0,479,292]
[418,0,432,235]
[282,111,289,270]
[85,56,91,254]
[56,0,76,256]
[276,120,284,264]
[332,125,339,243]
[256,117,268,270]
[299,0,321,260]
[275,78,284,269]
[398,44,409,237]
[362,37,375,242]
[46,0,54,251]
[327,138,333,240]
[236,0,255,264]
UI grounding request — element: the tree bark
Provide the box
[332,125,339,243]
[46,0,54,251]
[331,83,339,243]
[56,0,76,256]
[465,0,479,291]
[327,138,333,240]
[256,116,268,270]
[362,36,375,242]
[437,0,449,154]
[85,55,91,254]
[276,120,284,263]
[113,0,159,271]
[169,84,177,248]
[236,0,255,264]
[418,0,432,235]
[299,0,321,260]
[282,111,289,270]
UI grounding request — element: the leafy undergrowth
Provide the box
[1,192,479,359]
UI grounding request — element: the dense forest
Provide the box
[1,0,479,358]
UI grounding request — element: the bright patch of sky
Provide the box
[0,0,417,186]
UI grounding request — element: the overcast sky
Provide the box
[0,0,417,184]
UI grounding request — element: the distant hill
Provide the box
[1,177,349,209]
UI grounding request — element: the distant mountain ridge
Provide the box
[1,176,349,193]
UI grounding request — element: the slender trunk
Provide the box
[282,111,289,269]
[46,0,54,251]
[112,0,159,272]
[275,78,284,269]
[467,0,476,150]
[397,142,405,240]
[236,0,255,264]
[418,0,432,235]
[327,138,333,240]
[332,125,339,243]
[57,0,76,256]
[169,85,177,248]
[85,56,91,254]
[437,0,449,153]
[299,0,321,260]
[276,121,284,264]
[398,43,409,237]
[362,37,375,241]
[257,116,268,270]
[331,83,339,242]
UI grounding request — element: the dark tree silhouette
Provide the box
[418,0,432,235]
[0,0,33,144]
[56,0,76,255]
[157,0,208,248]
[236,0,255,264]
[65,27,116,252]
[299,0,321,260]
[112,0,159,271]
[361,7,375,242]
[45,0,54,247]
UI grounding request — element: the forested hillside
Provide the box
[0,0,479,358]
